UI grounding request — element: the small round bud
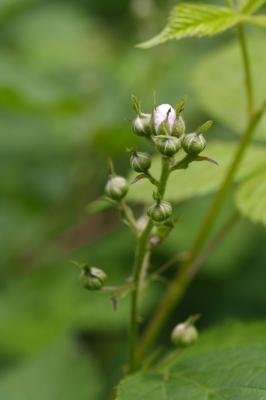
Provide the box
[156,136,182,157]
[147,201,172,222]
[171,323,198,347]
[154,104,176,135]
[105,176,128,200]
[172,115,185,138]
[130,152,151,172]
[133,114,152,136]
[80,266,107,290]
[182,133,206,155]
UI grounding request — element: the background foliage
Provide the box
[1,0,266,399]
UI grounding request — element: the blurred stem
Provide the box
[237,23,254,117]
[129,218,154,373]
[137,107,264,363]
[119,199,139,237]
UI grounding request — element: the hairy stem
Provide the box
[157,157,171,198]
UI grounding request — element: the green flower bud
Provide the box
[105,176,128,200]
[79,265,107,290]
[156,135,182,156]
[182,132,206,155]
[172,115,185,138]
[133,114,152,136]
[130,152,151,172]
[171,323,198,347]
[147,201,172,222]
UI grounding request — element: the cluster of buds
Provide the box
[130,93,212,156]
[129,93,213,224]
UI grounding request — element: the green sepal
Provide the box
[196,120,213,135]
[175,93,187,114]
[152,191,162,202]
[131,94,141,115]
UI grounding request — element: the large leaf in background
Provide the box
[192,32,266,139]
[235,169,266,225]
[117,344,266,399]
[127,141,266,203]
[137,1,266,48]
[0,339,103,400]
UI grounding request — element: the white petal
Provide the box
[154,104,176,133]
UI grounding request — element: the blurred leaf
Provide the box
[192,32,266,139]
[127,141,266,204]
[0,228,159,355]
[184,319,266,357]
[117,344,266,399]
[235,168,266,225]
[238,0,266,14]
[0,339,103,400]
[137,3,238,48]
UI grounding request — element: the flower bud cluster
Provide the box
[130,94,212,157]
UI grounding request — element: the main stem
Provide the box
[137,25,263,361]
[128,156,171,373]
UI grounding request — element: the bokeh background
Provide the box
[1,0,266,399]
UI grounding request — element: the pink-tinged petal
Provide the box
[154,104,176,133]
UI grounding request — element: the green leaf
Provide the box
[137,3,238,48]
[127,141,266,204]
[235,168,266,225]
[117,344,266,399]
[192,32,266,139]
[238,0,266,14]
[0,339,103,400]
[180,319,266,358]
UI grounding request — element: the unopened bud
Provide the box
[133,114,152,136]
[171,315,199,347]
[147,200,172,222]
[156,135,182,156]
[130,151,151,172]
[182,132,206,155]
[172,115,185,138]
[80,265,107,290]
[105,176,128,200]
